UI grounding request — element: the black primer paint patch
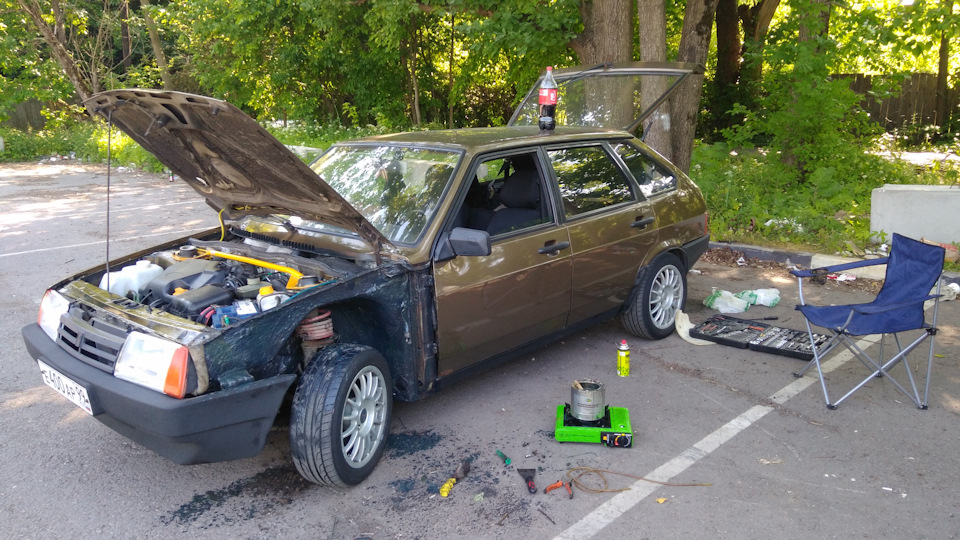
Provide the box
[386,430,442,457]
[160,465,312,527]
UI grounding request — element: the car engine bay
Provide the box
[93,236,360,329]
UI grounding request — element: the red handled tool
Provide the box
[517,468,537,494]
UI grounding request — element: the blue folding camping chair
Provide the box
[791,233,945,409]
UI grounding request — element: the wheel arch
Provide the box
[622,244,689,313]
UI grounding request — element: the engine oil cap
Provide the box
[177,245,199,258]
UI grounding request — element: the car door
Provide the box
[433,150,572,377]
[545,143,660,325]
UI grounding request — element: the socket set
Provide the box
[748,326,829,360]
[691,315,827,360]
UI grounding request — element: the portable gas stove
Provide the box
[554,403,633,447]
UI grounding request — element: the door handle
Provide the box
[631,216,655,229]
[538,241,570,255]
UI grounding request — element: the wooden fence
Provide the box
[2,98,46,130]
[839,72,957,129]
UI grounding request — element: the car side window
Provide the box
[547,145,634,218]
[452,152,552,237]
[613,142,676,198]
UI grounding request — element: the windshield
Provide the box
[308,145,461,244]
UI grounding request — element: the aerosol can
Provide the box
[617,340,630,377]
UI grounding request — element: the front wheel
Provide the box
[290,344,393,486]
[621,252,687,340]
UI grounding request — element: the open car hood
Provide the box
[84,89,393,252]
[509,61,703,133]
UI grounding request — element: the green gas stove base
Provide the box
[554,404,633,448]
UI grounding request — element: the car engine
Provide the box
[94,239,350,329]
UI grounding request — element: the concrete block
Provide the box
[809,254,887,280]
[871,184,960,245]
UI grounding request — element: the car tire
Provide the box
[290,343,392,486]
[621,252,687,340]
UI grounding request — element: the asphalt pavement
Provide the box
[2,161,958,539]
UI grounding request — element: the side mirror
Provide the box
[450,227,492,256]
[434,227,492,262]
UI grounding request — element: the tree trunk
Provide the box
[448,12,455,128]
[714,0,740,89]
[936,0,953,128]
[798,0,830,52]
[570,0,633,65]
[121,1,132,71]
[637,0,673,159]
[671,0,720,173]
[569,0,633,129]
[710,0,745,133]
[140,0,173,89]
[17,0,94,110]
[738,0,780,90]
[51,0,65,43]
[407,15,422,127]
[782,0,831,173]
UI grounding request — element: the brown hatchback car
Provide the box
[22,63,709,486]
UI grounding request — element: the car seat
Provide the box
[485,165,542,235]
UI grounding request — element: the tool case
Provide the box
[690,315,828,360]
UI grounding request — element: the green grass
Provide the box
[690,139,960,272]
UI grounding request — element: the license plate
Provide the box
[37,360,93,415]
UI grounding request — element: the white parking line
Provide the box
[555,338,869,540]
[0,229,214,259]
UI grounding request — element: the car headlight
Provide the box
[114,331,190,399]
[38,289,71,341]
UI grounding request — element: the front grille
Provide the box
[57,311,127,372]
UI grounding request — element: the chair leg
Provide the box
[831,331,931,408]
[796,319,835,407]
[922,296,941,409]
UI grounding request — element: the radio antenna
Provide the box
[104,109,113,292]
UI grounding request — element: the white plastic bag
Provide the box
[703,289,750,313]
[753,288,781,307]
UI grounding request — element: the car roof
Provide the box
[349,126,633,153]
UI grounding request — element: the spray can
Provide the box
[617,339,630,377]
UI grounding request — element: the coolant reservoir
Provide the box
[99,260,164,298]
[258,285,288,311]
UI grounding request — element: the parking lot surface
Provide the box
[2,162,958,539]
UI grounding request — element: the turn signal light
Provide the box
[163,347,190,399]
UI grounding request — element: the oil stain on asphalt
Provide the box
[387,429,442,457]
[160,464,312,527]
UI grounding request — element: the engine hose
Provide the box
[297,310,334,341]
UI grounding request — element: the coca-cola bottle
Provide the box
[538,66,558,131]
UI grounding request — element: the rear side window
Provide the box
[548,146,634,218]
[613,143,677,198]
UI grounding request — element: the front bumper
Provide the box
[22,323,296,465]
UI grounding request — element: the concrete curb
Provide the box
[708,241,960,286]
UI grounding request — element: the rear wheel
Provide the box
[621,252,687,340]
[290,344,392,486]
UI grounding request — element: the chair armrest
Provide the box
[790,257,889,278]
[851,294,940,315]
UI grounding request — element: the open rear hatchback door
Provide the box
[509,62,703,133]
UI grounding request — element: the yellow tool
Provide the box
[439,478,456,497]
